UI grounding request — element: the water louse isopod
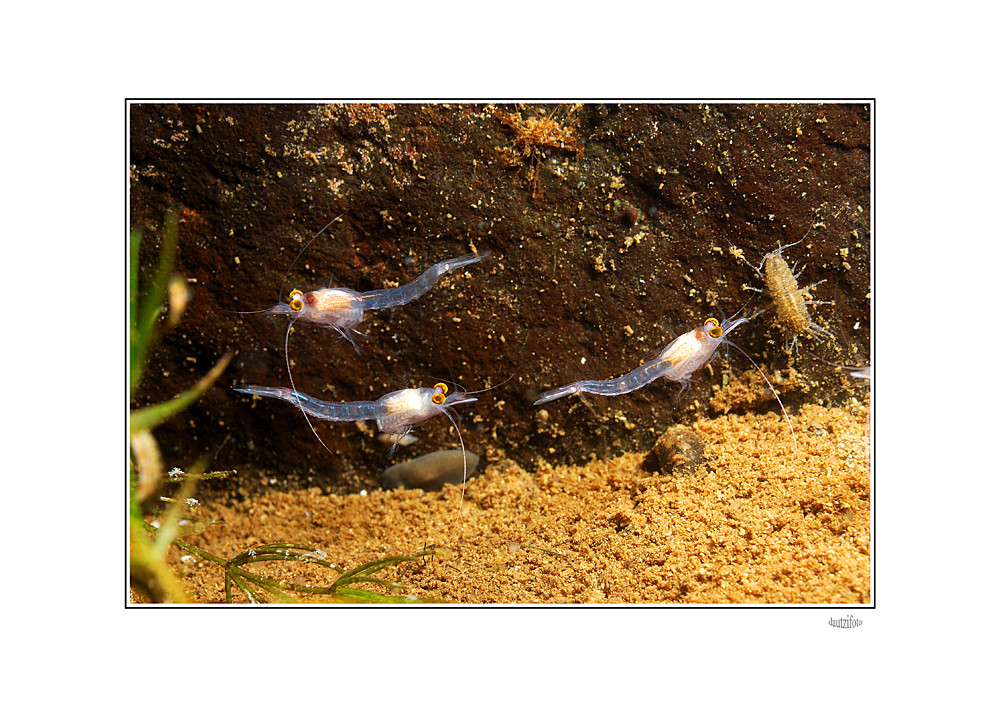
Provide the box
[738,238,833,352]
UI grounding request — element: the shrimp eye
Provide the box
[432,392,446,405]
[705,317,720,328]
[709,325,723,338]
[289,289,304,312]
[433,382,449,395]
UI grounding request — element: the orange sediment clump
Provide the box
[709,368,799,414]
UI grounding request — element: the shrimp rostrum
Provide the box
[267,251,491,345]
[535,316,746,405]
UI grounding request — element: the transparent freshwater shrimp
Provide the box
[804,351,871,382]
[234,243,491,458]
[266,250,492,347]
[535,316,747,404]
[235,382,477,440]
[231,213,490,348]
[839,364,871,381]
[535,315,798,446]
[235,381,484,510]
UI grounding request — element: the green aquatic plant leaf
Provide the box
[130,211,178,394]
[130,351,232,433]
[222,543,440,603]
[130,474,194,603]
[129,210,233,602]
[146,530,440,604]
[161,468,237,482]
[130,520,192,603]
[129,225,141,376]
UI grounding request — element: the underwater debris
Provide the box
[491,103,583,194]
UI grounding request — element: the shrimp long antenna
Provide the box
[441,406,468,527]
[726,340,799,451]
[222,306,280,315]
[726,291,761,322]
[277,213,344,302]
[284,315,335,456]
[278,212,343,456]
[462,373,514,396]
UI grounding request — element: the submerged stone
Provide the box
[382,450,481,491]
[652,426,706,473]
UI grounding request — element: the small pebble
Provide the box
[652,426,705,473]
[382,450,480,491]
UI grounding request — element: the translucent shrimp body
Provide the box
[236,382,482,507]
[234,383,477,434]
[267,251,492,342]
[535,316,747,405]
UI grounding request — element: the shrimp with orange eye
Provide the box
[265,251,492,348]
[234,381,476,441]
[535,315,798,447]
[235,381,483,503]
[535,316,747,405]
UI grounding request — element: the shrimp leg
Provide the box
[357,251,491,310]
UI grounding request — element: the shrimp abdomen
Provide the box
[358,251,491,310]
[235,385,379,422]
[535,358,674,404]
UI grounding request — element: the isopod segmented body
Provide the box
[749,239,832,350]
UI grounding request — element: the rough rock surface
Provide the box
[130,103,870,496]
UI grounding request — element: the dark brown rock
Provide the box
[129,103,870,496]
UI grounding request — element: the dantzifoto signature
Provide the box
[828,615,862,628]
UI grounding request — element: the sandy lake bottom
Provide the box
[151,394,870,604]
